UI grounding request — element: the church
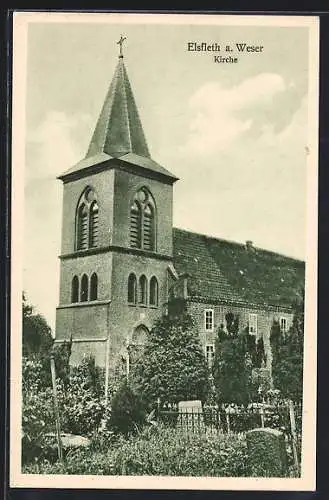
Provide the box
[55,43,305,376]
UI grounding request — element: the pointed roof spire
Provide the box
[86,37,150,159]
[58,40,178,184]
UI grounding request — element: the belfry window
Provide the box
[149,276,158,306]
[77,204,88,250]
[130,201,141,248]
[80,274,89,302]
[76,187,99,251]
[90,273,98,301]
[89,201,99,248]
[128,273,137,304]
[139,275,147,305]
[129,188,156,251]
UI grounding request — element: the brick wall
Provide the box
[60,168,115,255]
[187,300,294,371]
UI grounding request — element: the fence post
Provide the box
[50,353,63,463]
[288,399,300,475]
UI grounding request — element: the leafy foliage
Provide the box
[22,292,53,358]
[23,424,251,477]
[108,379,146,435]
[22,355,106,464]
[271,300,304,402]
[132,298,210,406]
[212,313,268,408]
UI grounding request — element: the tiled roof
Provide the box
[87,56,150,159]
[173,228,305,308]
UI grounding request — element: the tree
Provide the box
[271,300,304,402]
[213,331,252,408]
[132,298,210,406]
[22,292,73,388]
[22,292,53,357]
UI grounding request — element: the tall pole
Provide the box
[50,352,63,463]
[288,399,300,475]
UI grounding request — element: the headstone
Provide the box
[177,400,204,433]
[246,428,288,477]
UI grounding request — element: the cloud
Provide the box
[26,111,90,182]
[173,89,308,261]
[181,73,287,155]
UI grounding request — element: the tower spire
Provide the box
[117,35,126,58]
[86,43,150,159]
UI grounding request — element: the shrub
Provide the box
[108,380,146,435]
[133,298,210,406]
[23,425,251,477]
[22,355,106,464]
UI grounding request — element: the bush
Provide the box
[108,380,146,435]
[22,356,106,464]
[133,298,210,406]
[23,424,251,477]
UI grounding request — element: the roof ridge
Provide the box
[121,59,133,152]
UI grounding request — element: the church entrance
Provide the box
[129,324,149,367]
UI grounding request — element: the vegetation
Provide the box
[132,298,210,406]
[108,379,146,435]
[212,313,267,407]
[22,292,53,358]
[271,300,304,403]
[23,424,251,477]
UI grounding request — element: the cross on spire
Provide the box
[117,35,126,58]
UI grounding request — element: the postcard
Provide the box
[10,11,319,491]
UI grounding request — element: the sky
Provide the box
[20,15,315,330]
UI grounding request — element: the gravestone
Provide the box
[177,400,204,433]
[246,428,288,477]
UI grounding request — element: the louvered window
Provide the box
[143,204,154,251]
[80,274,89,302]
[77,204,88,250]
[90,272,98,301]
[90,202,99,248]
[71,275,79,303]
[130,201,141,248]
[149,276,158,306]
[76,187,100,251]
[129,188,156,251]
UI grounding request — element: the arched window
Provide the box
[128,273,137,304]
[129,188,156,251]
[80,274,89,302]
[139,275,147,305]
[71,275,79,303]
[130,201,141,248]
[130,325,149,367]
[76,187,99,251]
[149,276,158,306]
[77,204,88,250]
[89,201,99,248]
[90,272,98,301]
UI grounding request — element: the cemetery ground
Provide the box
[22,354,302,478]
[22,296,304,478]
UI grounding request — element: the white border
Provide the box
[10,11,319,491]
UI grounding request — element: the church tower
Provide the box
[55,40,178,370]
